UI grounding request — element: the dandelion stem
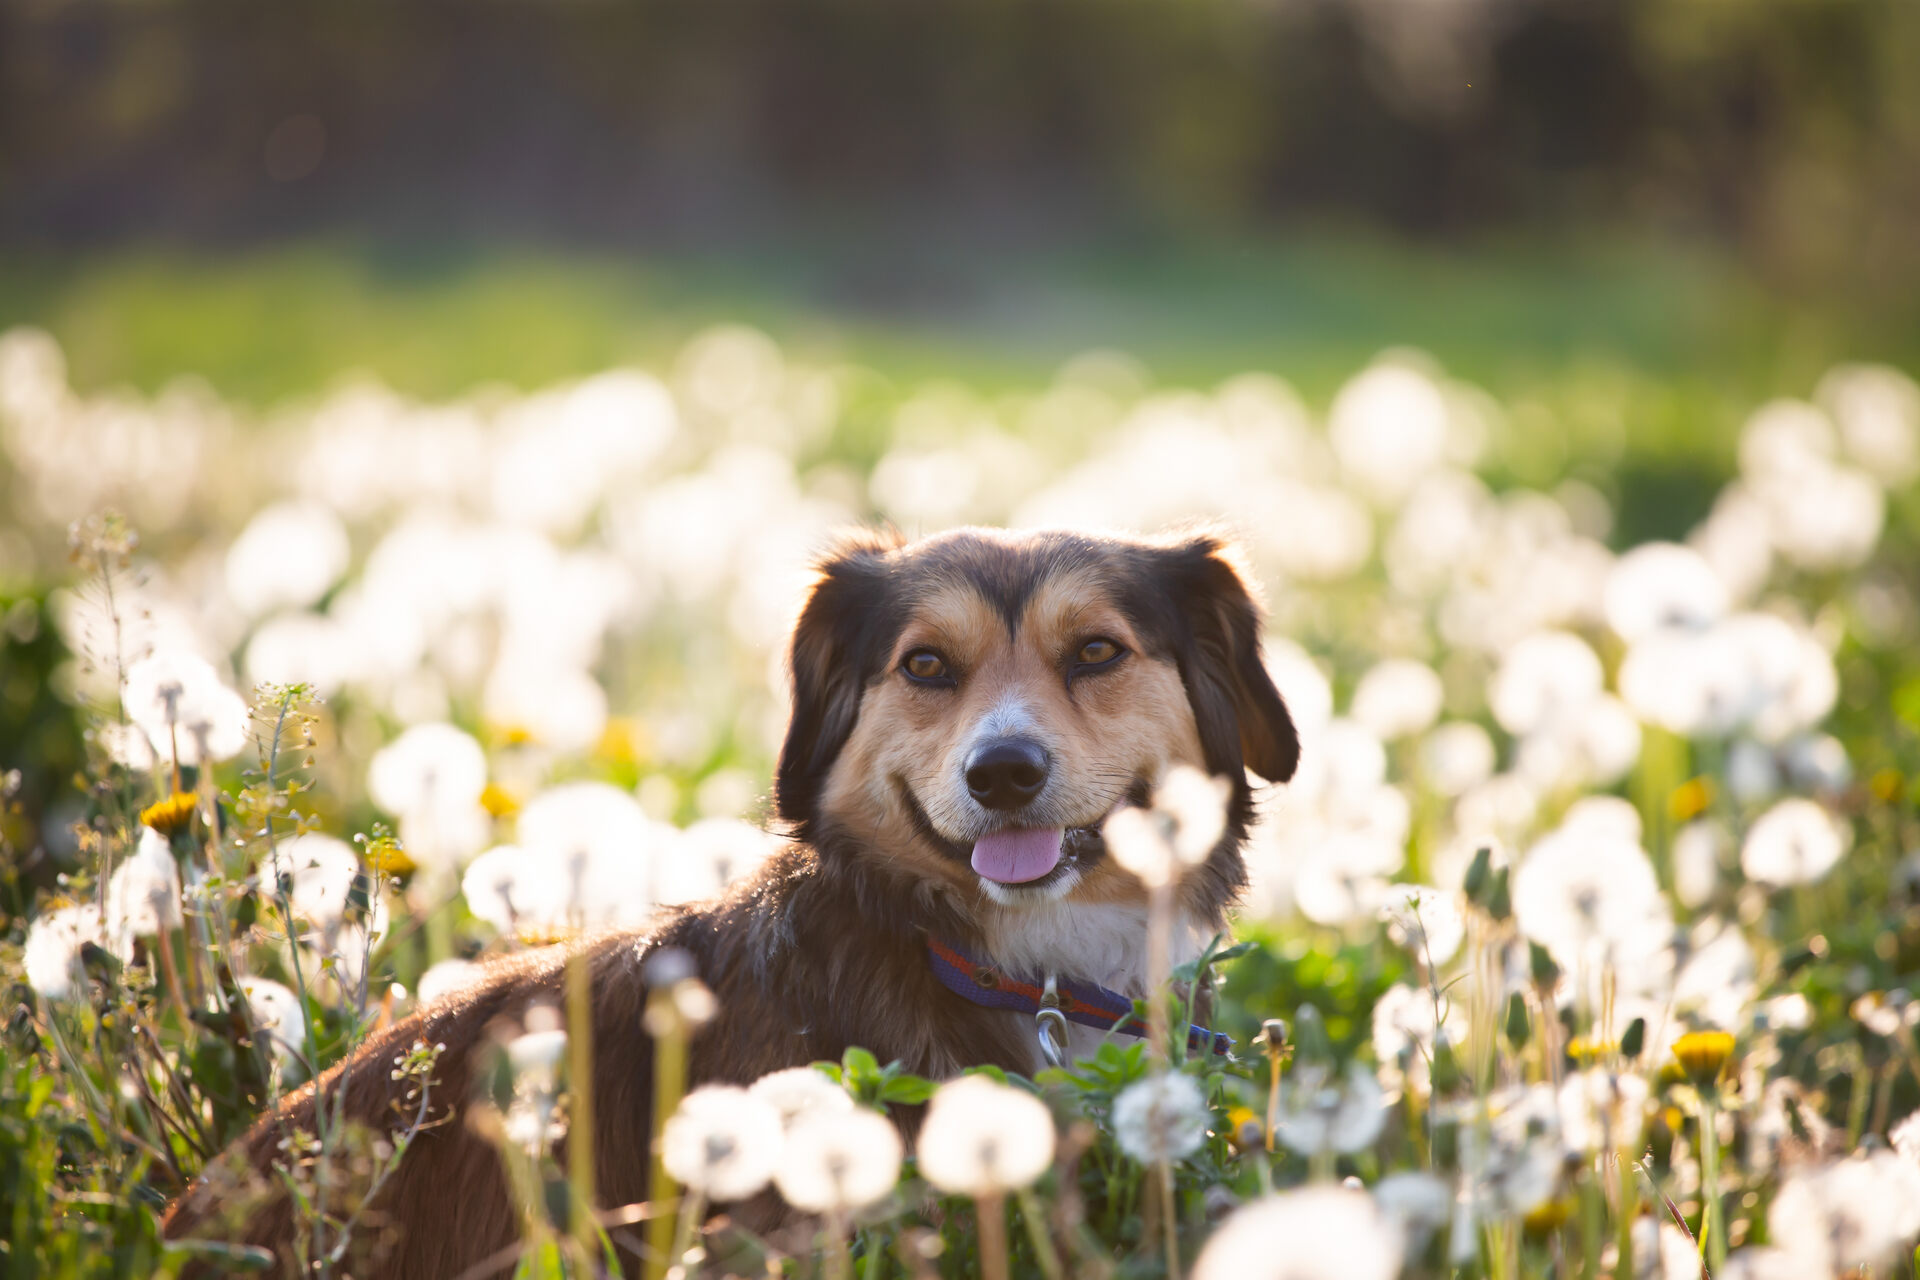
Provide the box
[1016,1189,1064,1280]
[155,924,190,1030]
[646,986,689,1280]
[977,1194,1010,1280]
[1696,1094,1726,1274]
[668,1187,706,1280]
[1159,1159,1182,1280]
[1146,879,1172,1065]
[1580,1171,1603,1280]
[566,944,598,1265]
[822,1208,851,1280]
[1615,1152,1637,1280]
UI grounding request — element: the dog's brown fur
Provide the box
[162,527,1298,1277]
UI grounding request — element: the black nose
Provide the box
[965,738,1051,811]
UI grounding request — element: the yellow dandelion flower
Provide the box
[1566,1036,1619,1065]
[1668,776,1715,823]
[1522,1198,1573,1236]
[140,791,198,837]
[491,723,536,747]
[594,716,645,766]
[479,781,520,820]
[1224,1105,1264,1151]
[1672,1030,1736,1087]
[1871,768,1904,804]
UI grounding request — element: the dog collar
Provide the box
[926,935,1233,1058]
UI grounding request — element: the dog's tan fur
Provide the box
[163,526,1298,1278]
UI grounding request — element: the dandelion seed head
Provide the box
[1350,659,1445,740]
[415,958,483,1006]
[1603,542,1729,641]
[1556,1068,1649,1154]
[660,1085,784,1201]
[121,650,249,765]
[368,722,488,818]
[24,903,105,1002]
[773,1107,903,1213]
[1489,631,1603,737]
[225,500,350,618]
[1112,1072,1210,1164]
[1817,362,1920,486]
[238,977,307,1062]
[916,1075,1055,1196]
[1328,361,1451,506]
[1512,823,1665,970]
[1767,1151,1920,1274]
[748,1066,855,1129]
[1194,1186,1403,1280]
[1421,721,1495,797]
[1275,1060,1386,1156]
[1740,797,1847,887]
[107,826,183,942]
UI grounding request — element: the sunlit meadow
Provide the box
[4,321,1920,1279]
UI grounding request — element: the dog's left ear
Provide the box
[774,530,904,838]
[1160,534,1300,784]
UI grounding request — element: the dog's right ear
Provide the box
[774,529,904,839]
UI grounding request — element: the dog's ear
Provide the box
[774,529,905,836]
[1158,533,1299,784]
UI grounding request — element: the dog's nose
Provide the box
[965,738,1051,810]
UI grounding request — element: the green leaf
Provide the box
[161,1239,277,1271]
[841,1046,880,1081]
[879,1075,936,1105]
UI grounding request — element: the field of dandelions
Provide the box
[3,319,1920,1280]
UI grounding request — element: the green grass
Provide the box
[4,227,1913,545]
[5,229,1909,404]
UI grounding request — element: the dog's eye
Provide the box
[902,649,953,685]
[1075,638,1124,668]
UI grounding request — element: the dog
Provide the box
[162,525,1299,1276]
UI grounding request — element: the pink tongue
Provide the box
[971,828,1066,884]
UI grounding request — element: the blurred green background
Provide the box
[4,0,1918,422]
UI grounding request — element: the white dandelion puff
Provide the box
[1602,541,1728,641]
[1740,798,1848,887]
[1511,823,1666,970]
[238,977,307,1063]
[415,958,484,1006]
[1350,659,1445,741]
[773,1107,903,1214]
[1374,1171,1451,1247]
[1112,1073,1210,1164]
[1767,1152,1920,1275]
[660,1085,784,1201]
[1105,766,1231,886]
[1420,721,1495,797]
[121,651,249,766]
[1557,1068,1650,1155]
[224,500,351,618]
[748,1066,855,1129]
[107,827,183,943]
[1274,1060,1386,1157]
[24,904,106,1002]
[916,1075,1056,1196]
[1488,631,1603,737]
[1194,1186,1403,1280]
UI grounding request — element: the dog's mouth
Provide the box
[894,776,1150,890]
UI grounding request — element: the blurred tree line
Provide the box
[3,0,1917,309]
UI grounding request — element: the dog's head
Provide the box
[775,527,1297,913]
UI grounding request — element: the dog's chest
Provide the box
[979,902,1206,1070]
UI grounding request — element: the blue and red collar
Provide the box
[926,934,1233,1058]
